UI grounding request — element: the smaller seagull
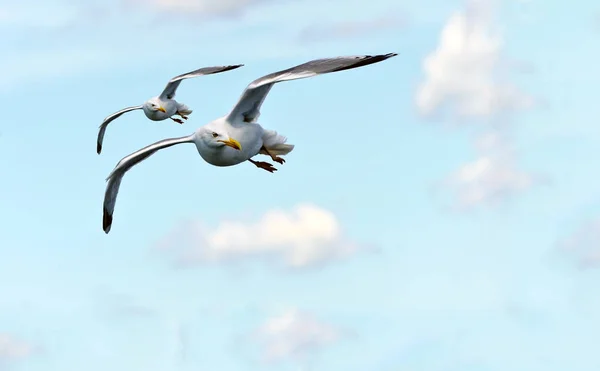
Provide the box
[96,64,244,154]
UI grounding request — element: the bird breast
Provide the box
[196,145,250,167]
[195,125,264,167]
[143,100,177,121]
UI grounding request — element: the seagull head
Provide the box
[197,126,242,151]
[144,98,167,113]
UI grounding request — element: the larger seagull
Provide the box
[96,64,244,154]
[102,53,397,233]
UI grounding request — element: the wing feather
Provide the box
[102,135,195,233]
[159,64,244,100]
[97,105,143,154]
[226,53,397,123]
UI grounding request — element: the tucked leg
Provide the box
[261,146,285,164]
[170,117,184,124]
[249,159,277,173]
[177,112,189,120]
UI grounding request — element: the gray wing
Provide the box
[97,105,143,154]
[102,134,196,234]
[225,53,398,123]
[159,64,244,100]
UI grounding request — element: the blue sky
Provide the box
[1,0,600,370]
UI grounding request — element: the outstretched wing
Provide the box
[225,53,397,123]
[159,64,244,100]
[97,105,143,154]
[102,134,196,234]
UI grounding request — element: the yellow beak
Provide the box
[157,106,167,113]
[218,138,242,151]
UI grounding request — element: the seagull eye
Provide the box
[212,132,218,138]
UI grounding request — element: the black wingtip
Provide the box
[369,53,399,62]
[332,53,398,72]
[103,208,112,234]
[97,142,102,155]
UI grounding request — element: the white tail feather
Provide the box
[262,143,294,155]
[260,130,295,156]
[177,104,193,115]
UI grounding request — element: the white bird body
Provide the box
[142,97,175,120]
[102,53,398,233]
[194,117,266,166]
[97,65,243,154]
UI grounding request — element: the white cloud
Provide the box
[417,0,540,209]
[126,0,274,17]
[253,309,343,363]
[442,151,536,209]
[0,334,33,360]
[158,204,371,269]
[558,219,600,268]
[436,130,543,209]
[415,0,533,118]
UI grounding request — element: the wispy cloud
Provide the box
[124,0,277,18]
[415,1,533,119]
[0,334,34,360]
[252,309,348,364]
[0,0,306,92]
[436,131,546,209]
[297,15,404,43]
[157,204,375,270]
[416,0,539,209]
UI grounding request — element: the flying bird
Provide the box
[102,53,398,233]
[96,64,244,154]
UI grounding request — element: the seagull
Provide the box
[102,53,397,233]
[96,64,244,154]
